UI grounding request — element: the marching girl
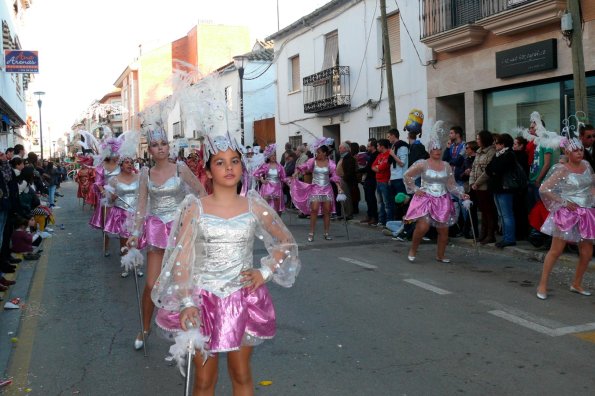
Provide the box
[88,136,121,257]
[291,138,342,241]
[104,131,141,278]
[252,144,287,216]
[403,122,470,263]
[74,155,96,207]
[126,128,207,350]
[536,136,595,300]
[151,133,300,395]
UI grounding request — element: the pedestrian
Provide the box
[253,144,287,216]
[126,127,207,350]
[358,139,378,225]
[536,136,594,300]
[387,129,409,220]
[335,142,357,220]
[470,130,497,244]
[291,137,342,241]
[404,122,469,263]
[151,132,300,395]
[372,139,392,226]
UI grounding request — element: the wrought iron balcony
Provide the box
[303,66,350,114]
[420,0,539,38]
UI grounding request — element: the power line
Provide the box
[394,0,434,67]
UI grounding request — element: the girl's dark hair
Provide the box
[10,157,23,168]
[514,136,528,148]
[496,133,514,149]
[476,130,494,148]
[21,166,35,184]
[204,149,243,171]
[14,216,29,229]
[317,145,330,155]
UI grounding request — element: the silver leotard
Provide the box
[148,168,187,224]
[104,166,121,185]
[114,179,139,212]
[267,167,280,184]
[312,165,330,187]
[559,170,592,208]
[421,167,449,197]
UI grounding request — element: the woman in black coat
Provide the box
[486,133,520,248]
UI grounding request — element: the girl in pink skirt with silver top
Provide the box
[127,127,206,350]
[151,132,300,395]
[404,121,469,263]
[252,144,287,215]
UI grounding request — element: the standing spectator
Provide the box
[45,162,60,209]
[470,130,497,244]
[578,124,595,170]
[486,133,519,248]
[387,129,408,220]
[5,148,14,160]
[12,144,25,159]
[359,139,378,225]
[283,151,297,208]
[295,145,309,170]
[280,142,293,166]
[442,126,466,176]
[407,131,429,167]
[372,139,392,226]
[0,151,16,275]
[336,142,357,220]
[349,142,361,214]
[460,141,478,239]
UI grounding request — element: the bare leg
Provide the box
[227,346,254,396]
[322,201,332,234]
[139,248,164,336]
[193,353,219,396]
[537,237,566,295]
[436,226,449,259]
[309,202,321,235]
[572,240,593,291]
[409,220,430,258]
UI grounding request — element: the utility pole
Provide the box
[568,0,588,119]
[380,0,397,129]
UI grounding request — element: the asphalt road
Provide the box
[1,181,594,395]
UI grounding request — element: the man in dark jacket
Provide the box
[358,138,379,225]
[579,124,595,170]
[336,142,358,220]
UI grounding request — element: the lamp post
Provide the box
[233,55,248,145]
[34,91,45,161]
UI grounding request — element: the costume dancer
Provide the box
[87,131,121,257]
[291,137,342,241]
[536,117,594,300]
[151,132,300,395]
[103,131,141,278]
[253,144,287,215]
[74,155,96,207]
[404,121,469,262]
[126,127,207,350]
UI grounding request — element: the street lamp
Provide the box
[34,91,45,161]
[233,55,248,145]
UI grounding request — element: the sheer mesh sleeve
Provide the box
[297,158,314,174]
[404,159,426,194]
[178,161,207,197]
[132,166,149,237]
[106,176,118,205]
[151,194,201,311]
[328,160,341,184]
[252,163,267,180]
[445,163,465,199]
[278,164,288,183]
[539,164,569,212]
[249,190,300,287]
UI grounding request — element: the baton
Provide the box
[132,263,148,357]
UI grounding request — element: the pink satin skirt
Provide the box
[89,202,110,230]
[404,193,457,227]
[103,207,133,238]
[290,179,336,215]
[155,286,276,353]
[541,207,595,243]
[138,216,173,250]
[259,182,285,212]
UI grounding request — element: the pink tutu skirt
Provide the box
[155,286,276,353]
[103,207,133,238]
[404,193,457,227]
[138,216,173,250]
[259,182,285,212]
[541,207,595,243]
[290,179,336,215]
[89,202,111,230]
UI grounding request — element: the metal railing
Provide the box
[420,0,537,38]
[303,66,351,113]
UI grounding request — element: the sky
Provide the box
[20,0,330,142]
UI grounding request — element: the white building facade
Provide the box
[267,0,430,154]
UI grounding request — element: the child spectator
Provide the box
[11,216,41,260]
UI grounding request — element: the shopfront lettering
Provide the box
[496,39,556,79]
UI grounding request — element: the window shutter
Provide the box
[291,56,300,91]
[387,13,401,61]
[322,31,339,70]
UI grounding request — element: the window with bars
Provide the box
[288,135,302,149]
[289,55,300,92]
[369,125,391,141]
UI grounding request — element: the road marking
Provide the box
[574,331,595,343]
[7,238,53,391]
[480,300,564,329]
[488,310,595,337]
[338,257,377,270]
[403,279,452,295]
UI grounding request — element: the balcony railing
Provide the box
[303,66,350,114]
[421,0,537,38]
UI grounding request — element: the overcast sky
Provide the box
[20,0,330,141]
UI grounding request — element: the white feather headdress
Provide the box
[427,120,448,150]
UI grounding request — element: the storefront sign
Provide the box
[4,50,39,73]
[496,39,556,79]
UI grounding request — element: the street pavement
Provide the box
[0,181,594,395]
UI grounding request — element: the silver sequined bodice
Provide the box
[114,179,139,212]
[560,170,592,208]
[104,166,121,185]
[196,212,256,297]
[149,175,187,223]
[267,167,280,183]
[312,165,330,187]
[421,167,449,197]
